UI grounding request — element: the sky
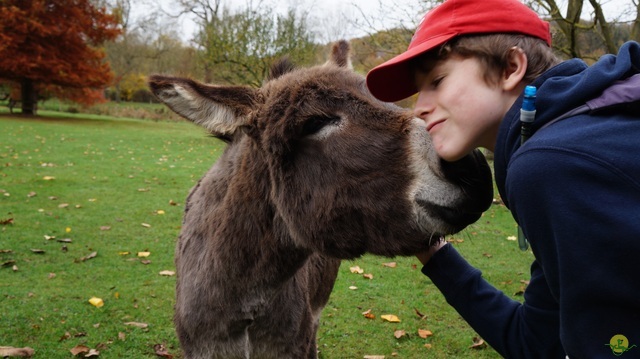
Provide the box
[131,0,636,44]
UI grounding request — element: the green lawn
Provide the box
[0,111,530,358]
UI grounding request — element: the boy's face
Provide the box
[413,55,513,162]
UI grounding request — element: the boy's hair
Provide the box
[412,34,561,87]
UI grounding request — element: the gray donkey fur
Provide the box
[148,40,493,359]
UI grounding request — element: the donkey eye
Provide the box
[301,115,340,137]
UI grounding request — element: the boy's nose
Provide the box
[413,92,435,119]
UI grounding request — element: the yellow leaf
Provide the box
[156,210,165,215]
[382,262,397,268]
[118,251,130,256]
[89,297,104,308]
[141,223,151,228]
[348,286,358,290]
[159,270,175,276]
[363,356,385,359]
[349,265,364,274]
[65,227,71,233]
[137,252,151,257]
[507,236,517,241]
[418,329,433,338]
[42,176,55,180]
[381,314,401,323]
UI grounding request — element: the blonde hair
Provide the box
[413,34,561,86]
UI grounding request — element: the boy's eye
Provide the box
[431,76,444,88]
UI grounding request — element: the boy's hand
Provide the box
[416,240,447,265]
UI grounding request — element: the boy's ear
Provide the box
[502,47,528,91]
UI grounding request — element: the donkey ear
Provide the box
[148,75,259,136]
[327,40,352,69]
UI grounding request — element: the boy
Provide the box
[366,0,640,358]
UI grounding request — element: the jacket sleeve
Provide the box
[422,243,565,358]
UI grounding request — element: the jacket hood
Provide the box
[495,41,640,206]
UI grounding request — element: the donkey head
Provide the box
[149,40,493,259]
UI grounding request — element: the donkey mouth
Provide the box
[416,199,485,234]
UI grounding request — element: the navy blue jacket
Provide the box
[422,42,640,358]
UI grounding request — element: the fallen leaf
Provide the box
[27,191,37,198]
[470,337,487,349]
[424,343,432,349]
[30,249,45,254]
[153,344,173,358]
[394,330,406,339]
[141,223,151,228]
[414,308,427,320]
[118,251,130,256]
[381,314,401,323]
[0,249,12,253]
[483,253,493,258]
[124,321,148,328]
[363,356,385,359]
[507,236,517,241]
[382,262,397,268]
[362,309,375,319]
[156,210,165,215]
[348,286,358,290]
[418,329,433,338]
[84,348,99,357]
[12,265,18,271]
[118,332,126,341]
[159,270,175,276]
[57,238,72,243]
[89,297,104,308]
[58,203,69,208]
[100,226,111,231]
[70,344,90,356]
[42,176,55,180]
[2,260,16,267]
[138,252,151,257]
[141,260,151,265]
[168,200,178,206]
[78,251,97,262]
[0,218,14,225]
[363,273,374,280]
[44,235,55,240]
[0,346,35,357]
[349,265,364,274]
[66,227,72,233]
[138,188,150,192]
[48,273,56,279]
[59,332,72,341]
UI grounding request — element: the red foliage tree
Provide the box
[0,0,121,115]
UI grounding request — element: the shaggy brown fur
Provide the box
[149,40,493,359]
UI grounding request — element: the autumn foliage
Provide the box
[0,0,121,114]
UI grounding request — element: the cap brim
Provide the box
[366,33,457,102]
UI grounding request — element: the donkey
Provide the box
[148,40,493,359]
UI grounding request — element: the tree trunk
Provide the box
[20,78,37,115]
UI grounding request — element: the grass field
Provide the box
[0,109,532,358]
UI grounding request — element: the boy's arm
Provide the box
[422,243,565,358]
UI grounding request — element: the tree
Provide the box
[173,0,317,86]
[0,0,120,115]
[526,0,640,60]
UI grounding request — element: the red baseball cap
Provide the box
[366,0,551,102]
